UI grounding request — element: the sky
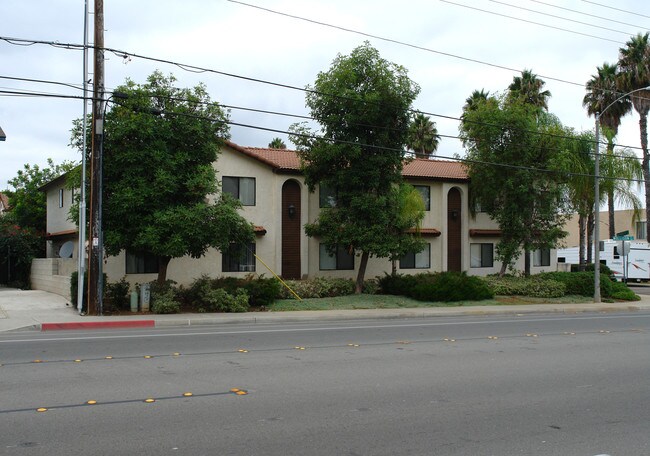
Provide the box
[1,0,650,195]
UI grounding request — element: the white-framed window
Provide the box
[222,243,256,272]
[319,183,337,208]
[399,243,431,269]
[413,185,430,211]
[533,248,551,267]
[319,244,354,270]
[470,243,493,268]
[223,176,256,206]
[58,188,64,208]
[126,251,159,274]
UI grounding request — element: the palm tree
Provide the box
[406,112,440,158]
[462,89,490,114]
[507,69,551,111]
[268,137,287,149]
[618,32,650,242]
[583,62,632,238]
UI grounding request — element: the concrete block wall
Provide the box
[30,258,72,301]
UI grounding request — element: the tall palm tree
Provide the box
[507,69,551,111]
[268,137,287,149]
[462,89,490,114]
[406,113,440,158]
[618,32,650,242]
[583,62,632,238]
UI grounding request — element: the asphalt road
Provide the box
[2,312,650,455]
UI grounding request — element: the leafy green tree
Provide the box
[462,89,490,115]
[0,217,43,288]
[583,62,633,238]
[406,112,440,157]
[71,71,254,284]
[6,159,77,234]
[289,42,421,293]
[617,32,650,242]
[268,137,287,149]
[460,93,568,275]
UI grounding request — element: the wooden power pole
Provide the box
[87,0,104,315]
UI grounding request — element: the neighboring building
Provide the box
[562,209,646,248]
[39,174,78,259]
[0,192,9,216]
[36,141,557,295]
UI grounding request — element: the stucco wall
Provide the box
[30,258,74,300]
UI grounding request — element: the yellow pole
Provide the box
[253,253,302,301]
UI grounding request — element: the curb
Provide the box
[41,320,155,331]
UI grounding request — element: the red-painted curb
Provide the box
[41,320,156,331]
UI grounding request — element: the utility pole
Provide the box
[88,0,104,315]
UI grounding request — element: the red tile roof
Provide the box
[406,228,441,237]
[225,141,468,181]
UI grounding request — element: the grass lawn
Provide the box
[267,294,594,311]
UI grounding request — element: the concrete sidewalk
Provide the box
[2,286,650,332]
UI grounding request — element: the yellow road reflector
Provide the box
[294,346,306,350]
[599,330,610,334]
[526,334,538,338]
[74,359,82,362]
[172,352,181,356]
[230,388,240,392]
[144,398,155,403]
[235,390,248,395]
[443,338,456,342]
[238,349,249,353]
[347,343,360,347]
[488,336,498,340]
[86,400,97,405]
[564,332,576,335]
[105,356,113,359]
[33,359,42,363]
[144,355,153,359]
[36,407,48,412]
[182,392,193,397]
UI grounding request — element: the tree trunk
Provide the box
[355,251,370,294]
[498,261,508,277]
[157,256,171,286]
[578,214,586,269]
[608,188,615,239]
[640,114,650,243]
[524,248,530,277]
[587,212,594,264]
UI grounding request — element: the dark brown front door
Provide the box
[282,180,301,279]
[447,188,462,272]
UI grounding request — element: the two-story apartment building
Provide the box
[37,141,557,294]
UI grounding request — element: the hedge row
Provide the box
[378,271,494,302]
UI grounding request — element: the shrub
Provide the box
[538,271,613,297]
[151,288,181,314]
[203,288,249,313]
[482,275,566,298]
[104,278,131,313]
[278,277,356,299]
[240,276,281,307]
[377,273,419,296]
[609,281,640,301]
[361,279,380,295]
[408,272,493,302]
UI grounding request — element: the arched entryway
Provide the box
[281,180,301,279]
[447,187,462,272]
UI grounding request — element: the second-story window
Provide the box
[319,183,337,208]
[223,176,255,206]
[58,188,64,208]
[413,185,430,211]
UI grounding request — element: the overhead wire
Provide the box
[580,0,650,20]
[487,0,635,36]
[528,0,648,30]
[439,0,624,44]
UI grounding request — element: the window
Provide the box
[470,243,493,268]
[319,183,337,208]
[637,221,647,241]
[400,243,431,269]
[223,176,255,206]
[414,185,430,211]
[533,248,551,267]
[126,251,159,274]
[319,244,354,270]
[222,243,256,272]
[58,188,64,208]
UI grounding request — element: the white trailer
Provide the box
[557,240,650,282]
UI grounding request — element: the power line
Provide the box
[440,0,623,44]
[529,0,648,30]
[488,0,634,36]
[0,75,85,92]
[580,0,650,20]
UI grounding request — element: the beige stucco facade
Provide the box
[562,209,645,248]
[37,142,558,296]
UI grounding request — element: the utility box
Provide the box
[130,291,138,312]
[140,283,151,312]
